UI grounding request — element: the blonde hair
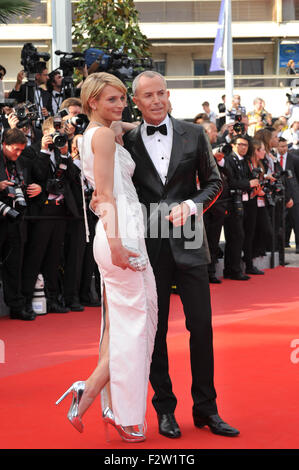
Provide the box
[80,72,127,117]
[42,117,54,133]
[60,97,82,111]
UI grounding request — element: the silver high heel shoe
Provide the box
[102,407,146,443]
[56,381,85,433]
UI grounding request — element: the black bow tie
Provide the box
[54,92,63,97]
[146,124,167,136]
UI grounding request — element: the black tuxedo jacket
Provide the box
[123,117,222,268]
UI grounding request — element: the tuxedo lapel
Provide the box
[166,117,186,184]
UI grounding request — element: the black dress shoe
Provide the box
[157,413,181,438]
[246,266,264,275]
[10,308,36,321]
[47,301,70,314]
[66,301,85,312]
[209,276,222,284]
[193,413,240,437]
[230,273,250,280]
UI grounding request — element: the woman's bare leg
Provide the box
[77,289,110,418]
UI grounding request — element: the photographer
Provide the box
[223,134,260,280]
[276,137,299,253]
[47,71,64,116]
[202,121,229,283]
[21,117,79,314]
[0,128,36,320]
[59,98,85,151]
[9,62,52,126]
[7,103,42,149]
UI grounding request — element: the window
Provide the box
[154,61,166,76]
[193,58,264,88]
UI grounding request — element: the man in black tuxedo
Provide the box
[123,71,239,438]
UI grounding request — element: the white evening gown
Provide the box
[81,127,157,428]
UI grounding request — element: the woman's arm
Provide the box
[92,127,138,270]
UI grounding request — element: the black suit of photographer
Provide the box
[223,151,252,277]
[0,150,31,314]
[22,144,79,307]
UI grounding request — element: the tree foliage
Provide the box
[73,0,151,59]
[0,0,33,24]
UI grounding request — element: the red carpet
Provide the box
[1,266,299,450]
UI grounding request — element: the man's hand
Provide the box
[0,180,14,192]
[15,70,25,91]
[41,134,53,151]
[286,198,294,209]
[41,107,49,117]
[26,183,42,198]
[165,202,191,227]
[7,113,19,129]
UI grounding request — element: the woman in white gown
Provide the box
[56,72,157,443]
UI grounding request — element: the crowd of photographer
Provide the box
[200,93,299,283]
[0,50,101,320]
[2,41,299,318]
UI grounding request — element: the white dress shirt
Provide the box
[52,91,63,116]
[141,115,197,215]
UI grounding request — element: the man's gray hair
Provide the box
[132,70,167,96]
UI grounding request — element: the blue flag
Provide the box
[210,0,225,72]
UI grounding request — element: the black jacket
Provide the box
[123,117,222,268]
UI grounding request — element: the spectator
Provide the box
[282,115,299,156]
[201,101,217,123]
[216,94,226,130]
[247,97,272,136]
[227,94,246,121]
[193,112,209,125]
[286,59,298,87]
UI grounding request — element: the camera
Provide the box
[14,102,39,128]
[84,47,153,82]
[48,132,68,151]
[233,121,245,135]
[46,178,65,196]
[5,174,27,212]
[230,189,244,216]
[21,43,50,77]
[55,50,85,77]
[66,113,89,134]
[0,201,21,221]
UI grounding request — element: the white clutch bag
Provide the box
[124,245,148,272]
